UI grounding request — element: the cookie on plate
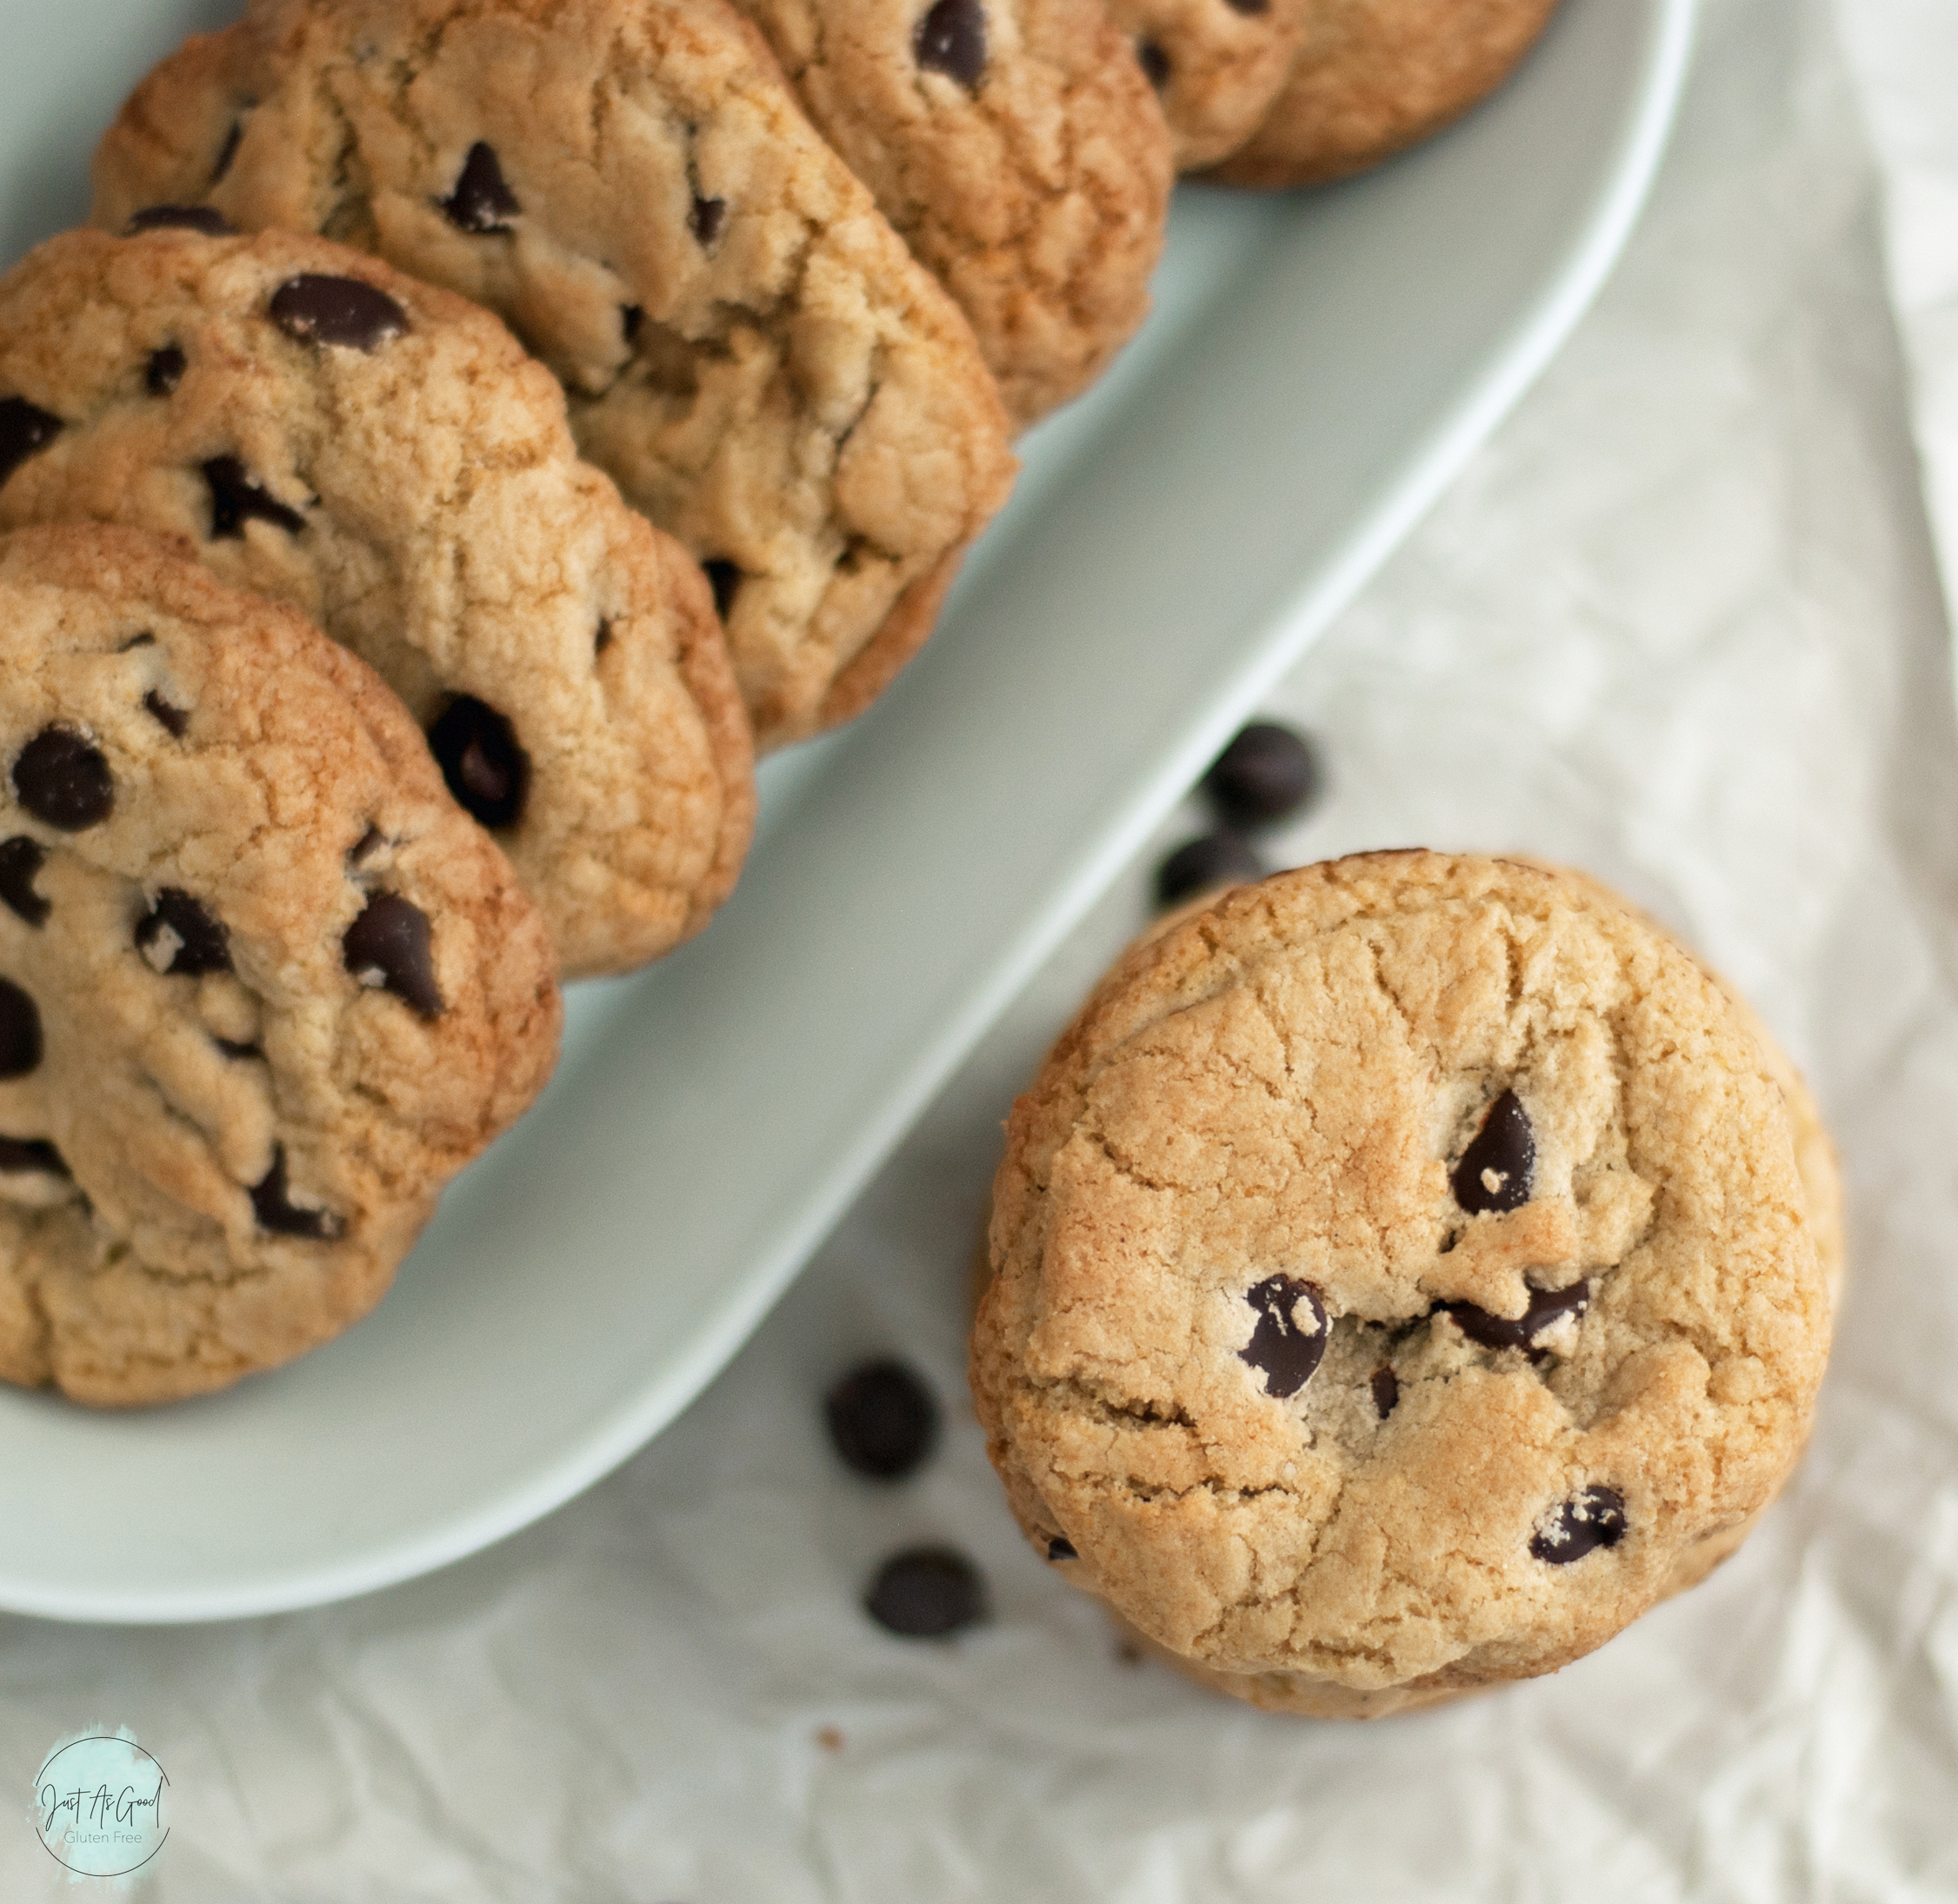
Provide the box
[0,223,753,981]
[972,851,1835,1715]
[92,0,1020,750]
[1209,0,1565,189]
[0,525,561,1407]
[1105,0,1310,171]
[726,0,1174,423]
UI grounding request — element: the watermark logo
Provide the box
[32,1730,168,1882]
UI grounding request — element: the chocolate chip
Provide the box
[594,619,614,656]
[137,889,231,976]
[1371,1365,1400,1419]
[343,893,443,1019]
[622,305,645,345]
[1136,40,1170,88]
[212,120,243,183]
[440,142,521,233]
[1530,1485,1628,1565]
[203,456,307,540]
[1240,1274,1329,1399]
[119,633,156,651]
[213,1038,262,1062]
[702,559,741,620]
[348,825,385,868]
[864,1546,989,1638]
[0,1135,67,1177]
[1441,1279,1590,1355]
[250,1144,343,1241]
[1046,1536,1076,1561]
[1222,0,1270,13]
[689,195,726,247]
[426,697,529,830]
[126,204,235,236]
[1451,1088,1535,1214]
[270,276,410,353]
[1202,722,1322,827]
[145,345,187,397]
[1155,830,1263,909]
[143,690,189,737]
[0,838,49,927]
[13,727,113,831]
[824,1358,940,1481]
[915,0,988,87]
[0,979,43,1078]
[0,396,62,490]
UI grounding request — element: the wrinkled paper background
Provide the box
[7,0,1958,1894]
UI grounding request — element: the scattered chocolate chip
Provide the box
[915,0,988,87]
[213,1037,262,1062]
[622,304,645,345]
[13,726,113,831]
[0,396,63,490]
[1202,722,1322,827]
[864,1546,989,1638]
[1450,1088,1535,1214]
[1530,1485,1628,1565]
[1239,1274,1329,1399]
[824,1358,940,1481]
[1155,830,1263,909]
[250,1145,343,1241]
[1136,40,1170,88]
[343,892,443,1019]
[426,696,529,830]
[203,456,308,541]
[1441,1280,1590,1355]
[1370,1365,1400,1419]
[0,979,43,1078]
[440,141,521,233]
[1046,1536,1076,1561]
[689,195,727,247]
[0,838,50,927]
[0,1135,67,1177]
[212,120,243,183]
[702,559,741,620]
[143,689,189,737]
[270,275,410,353]
[137,889,231,976]
[126,204,235,236]
[348,825,386,868]
[145,345,187,396]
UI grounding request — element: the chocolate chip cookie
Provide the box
[0,223,754,981]
[1106,0,1310,171]
[972,852,1835,1715]
[0,524,561,1407]
[91,0,1020,750]
[726,0,1174,423]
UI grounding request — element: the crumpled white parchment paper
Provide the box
[4,0,1957,1894]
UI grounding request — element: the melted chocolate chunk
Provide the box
[143,689,190,737]
[915,0,988,87]
[864,1546,989,1638]
[1450,1088,1535,1214]
[137,889,231,976]
[343,893,443,1019]
[126,204,235,236]
[0,396,62,490]
[1155,829,1263,909]
[0,1135,67,1177]
[1370,1365,1400,1419]
[441,142,522,233]
[0,979,43,1078]
[426,697,529,830]
[1203,722,1322,827]
[203,456,307,540]
[1046,1536,1076,1561]
[703,559,741,620]
[270,276,410,353]
[1530,1485,1628,1565]
[1136,40,1170,88]
[0,838,50,927]
[250,1145,343,1241]
[1239,1274,1329,1399]
[146,345,188,396]
[212,120,243,183]
[689,195,727,247]
[1442,1280,1591,1355]
[824,1358,940,1481]
[13,726,113,831]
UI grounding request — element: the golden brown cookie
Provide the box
[1107,0,1311,171]
[0,525,561,1407]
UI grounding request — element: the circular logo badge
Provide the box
[32,1730,169,1879]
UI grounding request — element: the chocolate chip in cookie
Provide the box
[426,696,529,831]
[0,838,50,927]
[203,456,308,540]
[0,978,42,1077]
[269,275,410,352]
[1530,1486,1628,1565]
[343,892,443,1019]
[1240,1274,1328,1398]
[440,142,521,234]
[915,0,989,86]
[0,397,62,490]
[13,727,114,832]
[137,889,232,977]
[1450,1088,1535,1214]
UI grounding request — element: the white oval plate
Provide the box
[0,0,1695,1621]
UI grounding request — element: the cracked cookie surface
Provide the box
[1106,0,1310,171]
[91,0,1018,749]
[971,852,1835,1714]
[0,224,753,979]
[0,525,561,1406]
